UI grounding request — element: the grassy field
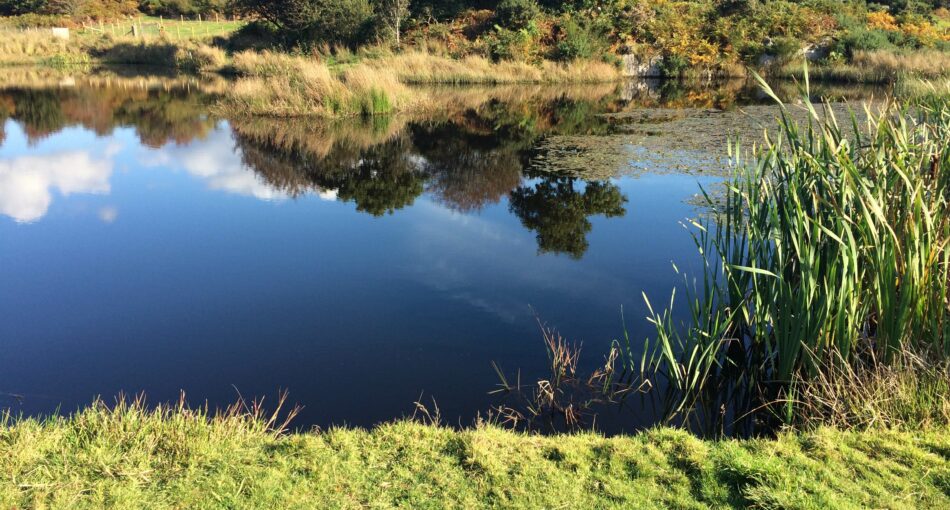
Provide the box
[1,401,949,509]
[78,15,244,42]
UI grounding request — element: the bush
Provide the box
[659,53,689,76]
[768,35,801,64]
[495,0,539,30]
[836,28,897,57]
[555,17,599,61]
[232,0,374,48]
[486,26,534,61]
[226,20,281,51]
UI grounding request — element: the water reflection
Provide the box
[0,75,889,257]
[0,72,891,432]
[510,177,627,259]
[0,150,113,222]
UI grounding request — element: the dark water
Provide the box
[0,72,882,432]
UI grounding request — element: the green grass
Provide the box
[80,16,244,42]
[1,401,949,508]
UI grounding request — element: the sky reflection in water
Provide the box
[0,79,768,431]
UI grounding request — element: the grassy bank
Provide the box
[221,49,620,117]
[774,49,950,83]
[2,401,950,508]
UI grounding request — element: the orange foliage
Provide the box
[866,11,899,32]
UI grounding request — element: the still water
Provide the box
[0,71,880,432]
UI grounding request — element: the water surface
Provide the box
[0,70,882,431]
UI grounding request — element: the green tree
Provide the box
[0,0,46,15]
[232,0,375,47]
[495,0,539,30]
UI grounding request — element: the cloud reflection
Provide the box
[171,129,291,201]
[0,151,112,223]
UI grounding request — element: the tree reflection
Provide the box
[412,122,523,212]
[319,140,426,216]
[0,85,215,147]
[0,81,633,259]
[233,122,427,216]
[509,177,627,259]
[10,89,67,144]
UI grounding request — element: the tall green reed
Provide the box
[638,75,950,432]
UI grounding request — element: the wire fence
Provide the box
[80,16,244,41]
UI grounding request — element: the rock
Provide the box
[757,54,778,67]
[622,54,664,78]
[801,42,830,62]
[620,79,661,102]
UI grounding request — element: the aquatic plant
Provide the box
[638,74,950,433]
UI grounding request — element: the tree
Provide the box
[379,0,410,47]
[0,0,46,16]
[509,176,626,259]
[232,0,374,47]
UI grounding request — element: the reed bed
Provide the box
[638,76,950,432]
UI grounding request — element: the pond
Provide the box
[0,69,884,433]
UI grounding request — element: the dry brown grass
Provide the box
[224,50,621,117]
[224,55,423,117]
[791,347,950,431]
[0,29,82,64]
[853,50,950,78]
[779,50,950,82]
[378,51,620,84]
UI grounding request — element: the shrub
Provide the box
[768,35,801,64]
[555,17,599,61]
[495,0,539,30]
[867,10,899,31]
[659,53,689,76]
[836,28,897,57]
[486,26,534,61]
[226,20,281,51]
[0,0,45,16]
[232,0,375,48]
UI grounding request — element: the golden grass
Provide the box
[0,65,230,93]
[225,53,421,117]
[99,38,227,72]
[779,50,950,82]
[376,51,620,84]
[0,29,83,64]
[853,50,950,78]
[224,50,621,117]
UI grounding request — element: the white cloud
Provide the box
[0,151,112,223]
[98,205,119,223]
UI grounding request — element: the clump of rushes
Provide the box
[638,71,950,435]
